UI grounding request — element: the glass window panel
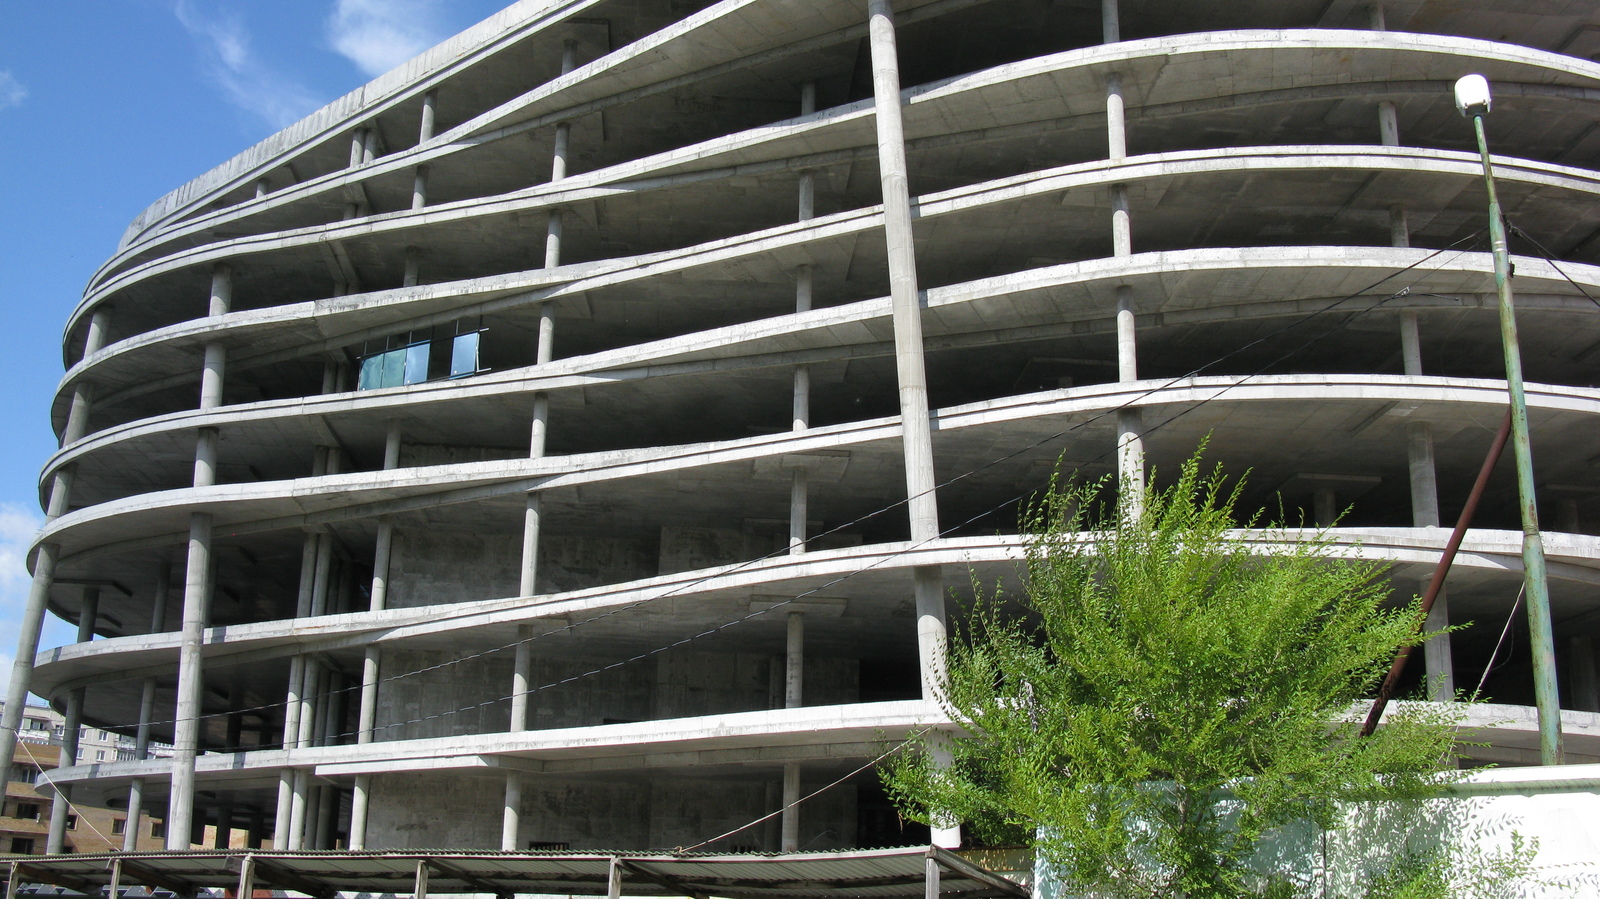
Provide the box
[379,347,406,388]
[450,332,480,378]
[404,342,431,385]
[358,356,379,390]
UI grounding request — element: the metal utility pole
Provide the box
[1455,74,1563,764]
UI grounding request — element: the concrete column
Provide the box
[419,90,437,143]
[412,164,431,211]
[542,41,579,270]
[1569,636,1599,711]
[255,177,270,199]
[867,0,939,546]
[404,246,423,287]
[125,588,162,852]
[167,510,214,848]
[349,129,367,168]
[46,688,84,853]
[288,768,310,850]
[868,14,951,847]
[199,264,232,412]
[66,587,97,856]
[1115,293,1144,519]
[780,762,801,852]
[84,306,112,357]
[785,612,804,708]
[1110,186,1131,256]
[57,607,95,852]
[314,784,336,849]
[62,382,94,446]
[1378,102,1400,147]
[1106,75,1126,161]
[511,625,533,731]
[1313,488,1338,527]
[209,262,233,317]
[1102,0,1119,42]
[193,428,220,488]
[0,543,58,800]
[1401,311,1454,700]
[200,345,227,410]
[789,82,819,558]
[350,774,373,850]
[76,588,98,644]
[310,531,335,616]
[1368,3,1387,30]
[501,770,523,851]
[789,469,809,555]
[521,494,543,597]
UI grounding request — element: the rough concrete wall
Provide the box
[387,531,520,609]
[366,772,507,849]
[467,643,864,729]
[387,531,658,608]
[362,772,859,851]
[523,654,655,729]
[658,526,776,574]
[539,534,658,593]
[653,651,859,719]
[374,649,512,740]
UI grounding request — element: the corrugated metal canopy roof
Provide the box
[2,847,1029,899]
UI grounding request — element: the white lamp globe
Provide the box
[1455,74,1492,116]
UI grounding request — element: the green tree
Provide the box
[882,452,1463,899]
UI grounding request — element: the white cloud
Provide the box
[173,1,323,129]
[0,71,26,111]
[328,0,450,78]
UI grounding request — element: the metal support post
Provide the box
[1462,85,1562,763]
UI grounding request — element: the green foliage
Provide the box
[881,451,1465,898]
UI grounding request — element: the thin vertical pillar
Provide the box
[349,425,400,850]
[789,81,819,557]
[0,542,58,800]
[84,307,112,357]
[123,674,158,852]
[1107,63,1142,515]
[1401,312,1454,700]
[1101,0,1119,43]
[780,762,801,852]
[780,611,805,850]
[501,770,523,851]
[62,382,94,446]
[46,687,84,853]
[167,510,214,849]
[404,247,423,287]
[868,0,956,848]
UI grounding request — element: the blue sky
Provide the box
[0,0,513,694]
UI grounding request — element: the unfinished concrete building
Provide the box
[10,0,1600,854]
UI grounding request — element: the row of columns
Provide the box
[499,39,580,854]
[10,0,1594,856]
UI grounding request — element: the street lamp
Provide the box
[1455,73,1564,765]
